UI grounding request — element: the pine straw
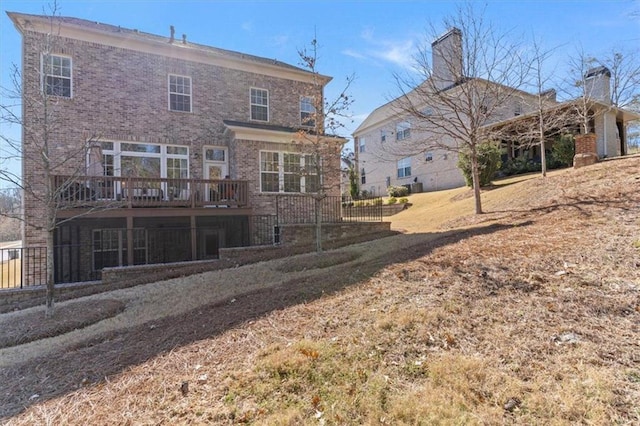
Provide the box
[2,157,639,424]
[0,299,126,349]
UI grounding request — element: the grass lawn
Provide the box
[0,259,21,289]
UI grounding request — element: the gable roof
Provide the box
[354,76,546,136]
[7,11,331,86]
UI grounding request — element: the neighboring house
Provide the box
[353,28,639,196]
[495,66,640,160]
[9,12,345,283]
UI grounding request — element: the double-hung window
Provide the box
[260,151,280,192]
[260,151,320,193]
[251,88,269,121]
[397,157,411,178]
[396,122,411,141]
[43,54,72,97]
[169,74,192,112]
[300,96,316,127]
[358,137,366,153]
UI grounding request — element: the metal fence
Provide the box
[341,197,384,222]
[0,246,47,289]
[1,216,282,288]
[275,195,383,225]
[1,201,381,289]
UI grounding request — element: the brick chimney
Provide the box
[431,27,463,91]
[584,66,611,104]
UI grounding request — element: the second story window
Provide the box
[169,75,192,112]
[300,96,316,127]
[43,54,72,97]
[396,122,411,141]
[251,88,269,121]
[358,137,366,153]
[514,103,522,116]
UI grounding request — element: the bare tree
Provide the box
[564,47,640,158]
[0,187,22,241]
[391,3,530,214]
[296,37,354,253]
[491,40,576,177]
[602,49,640,109]
[1,3,123,315]
[567,47,640,122]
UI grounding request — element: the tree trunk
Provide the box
[540,139,547,177]
[315,196,323,253]
[45,227,55,317]
[539,114,547,178]
[470,147,483,214]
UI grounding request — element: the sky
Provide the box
[1,0,639,184]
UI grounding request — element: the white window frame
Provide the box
[396,122,411,141]
[397,157,411,178]
[42,53,72,98]
[300,96,316,127]
[168,74,192,112]
[102,142,189,179]
[259,150,320,193]
[250,87,269,121]
[358,137,366,153]
[203,147,227,163]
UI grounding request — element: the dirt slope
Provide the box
[1,157,639,424]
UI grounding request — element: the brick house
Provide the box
[8,12,348,283]
[354,28,639,195]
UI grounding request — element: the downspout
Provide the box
[603,112,607,158]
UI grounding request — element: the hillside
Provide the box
[1,156,639,424]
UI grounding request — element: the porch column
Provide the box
[190,215,197,261]
[573,133,598,169]
[126,216,134,265]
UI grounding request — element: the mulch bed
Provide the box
[0,299,126,349]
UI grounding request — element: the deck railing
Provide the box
[53,175,249,208]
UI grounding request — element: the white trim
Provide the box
[259,150,319,193]
[41,53,73,98]
[168,74,192,113]
[250,87,269,122]
[203,146,228,163]
[223,123,346,146]
[397,157,412,178]
[99,140,189,179]
[300,95,316,127]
